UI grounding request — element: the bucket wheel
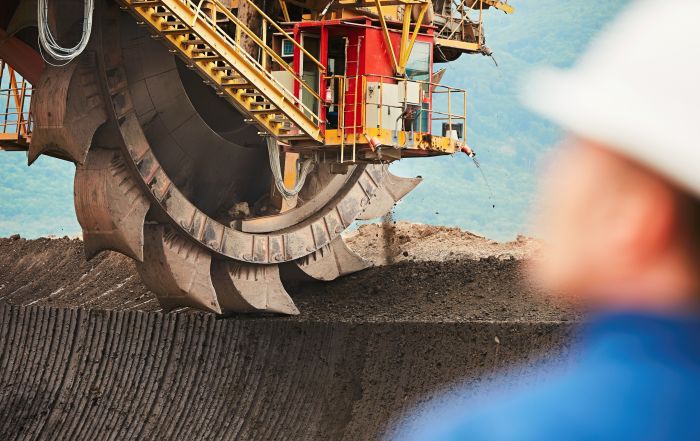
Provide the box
[28,2,420,314]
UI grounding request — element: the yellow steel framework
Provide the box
[118,0,483,162]
[119,0,325,143]
[435,0,514,53]
[0,59,32,152]
[372,0,431,75]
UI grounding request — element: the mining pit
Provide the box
[0,222,580,441]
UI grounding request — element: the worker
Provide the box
[392,0,700,439]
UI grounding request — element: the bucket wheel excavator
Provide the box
[0,0,512,315]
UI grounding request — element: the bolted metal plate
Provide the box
[75,147,150,261]
[29,54,107,165]
[211,260,299,315]
[137,224,222,314]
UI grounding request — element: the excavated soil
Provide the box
[345,221,540,265]
[0,224,575,323]
[0,223,580,441]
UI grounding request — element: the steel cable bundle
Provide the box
[38,0,94,65]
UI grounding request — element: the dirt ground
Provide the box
[344,221,539,266]
[0,222,578,323]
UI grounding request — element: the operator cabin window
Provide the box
[404,42,431,133]
[405,42,430,81]
[281,39,294,58]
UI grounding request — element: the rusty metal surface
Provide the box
[74,147,150,261]
[0,28,43,85]
[357,169,422,220]
[211,261,299,315]
[95,8,389,265]
[0,0,422,315]
[137,224,222,314]
[286,236,370,282]
[28,55,107,164]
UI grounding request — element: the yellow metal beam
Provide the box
[435,37,480,52]
[122,0,323,142]
[399,4,412,68]
[482,0,514,14]
[215,4,323,102]
[398,1,429,71]
[373,0,401,74]
[235,0,325,71]
[278,0,291,21]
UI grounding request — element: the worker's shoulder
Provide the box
[395,354,700,441]
[393,368,588,441]
[470,356,700,440]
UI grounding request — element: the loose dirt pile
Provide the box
[0,223,577,322]
[344,221,539,266]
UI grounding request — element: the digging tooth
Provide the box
[137,225,222,314]
[74,148,150,261]
[284,237,370,282]
[357,166,422,220]
[211,261,299,315]
[28,55,107,165]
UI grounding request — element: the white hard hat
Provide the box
[523,0,700,198]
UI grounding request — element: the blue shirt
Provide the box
[394,312,700,441]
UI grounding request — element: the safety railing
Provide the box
[324,73,467,161]
[435,0,484,48]
[0,60,32,148]
[124,0,326,139]
[434,0,513,49]
[187,0,325,118]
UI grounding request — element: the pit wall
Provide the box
[0,303,574,441]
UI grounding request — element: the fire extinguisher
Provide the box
[325,83,334,105]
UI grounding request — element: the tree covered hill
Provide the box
[391,0,630,240]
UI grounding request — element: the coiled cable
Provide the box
[267,137,315,199]
[38,0,94,66]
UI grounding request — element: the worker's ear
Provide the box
[608,172,677,268]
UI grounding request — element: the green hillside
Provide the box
[391,0,630,240]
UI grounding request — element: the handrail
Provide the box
[435,0,483,46]
[186,0,324,104]
[234,0,325,71]
[0,60,32,143]
[324,73,467,143]
[177,0,323,123]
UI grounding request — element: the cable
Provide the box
[266,137,315,199]
[38,0,94,66]
[471,156,496,208]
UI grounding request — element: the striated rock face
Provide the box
[0,304,575,441]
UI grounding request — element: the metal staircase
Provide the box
[118,0,325,143]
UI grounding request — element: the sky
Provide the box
[0,0,630,240]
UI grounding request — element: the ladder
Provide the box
[119,0,324,143]
[0,59,32,152]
